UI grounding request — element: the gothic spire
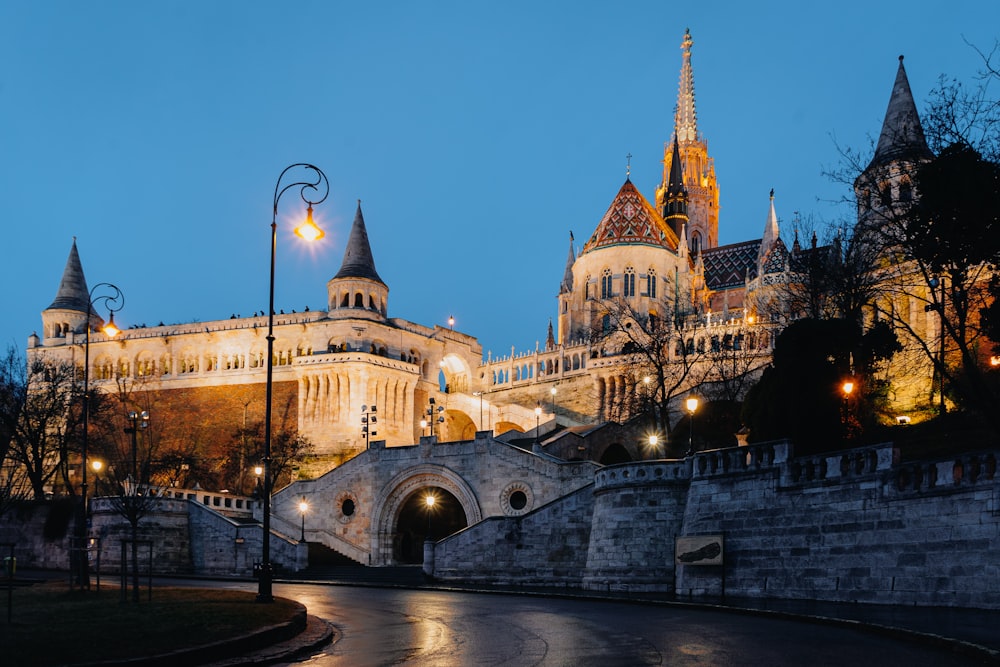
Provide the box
[560,231,575,294]
[47,238,91,312]
[666,137,686,198]
[333,200,384,284]
[662,137,690,240]
[869,55,932,168]
[761,189,780,252]
[674,28,698,144]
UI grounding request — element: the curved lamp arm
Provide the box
[272,163,330,218]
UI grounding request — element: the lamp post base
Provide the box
[255,563,274,603]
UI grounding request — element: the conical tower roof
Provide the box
[666,137,686,199]
[560,231,575,294]
[760,189,780,253]
[47,238,91,312]
[869,56,932,169]
[581,180,679,255]
[332,201,385,284]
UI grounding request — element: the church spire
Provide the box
[674,28,698,144]
[47,238,91,313]
[869,55,932,169]
[761,189,780,252]
[662,137,689,240]
[333,200,384,284]
[560,231,575,294]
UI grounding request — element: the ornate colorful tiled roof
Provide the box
[702,239,760,290]
[580,179,680,255]
[760,237,790,275]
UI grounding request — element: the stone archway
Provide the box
[371,464,483,565]
[393,486,467,563]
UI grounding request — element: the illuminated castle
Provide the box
[29,30,935,474]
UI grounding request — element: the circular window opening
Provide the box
[342,498,356,516]
[509,490,527,511]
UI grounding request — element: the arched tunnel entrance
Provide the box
[393,486,469,564]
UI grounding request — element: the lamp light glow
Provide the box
[294,204,325,242]
[102,313,120,338]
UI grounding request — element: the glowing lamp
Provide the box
[294,204,325,242]
[102,313,120,338]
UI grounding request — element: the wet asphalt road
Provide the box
[209,581,988,666]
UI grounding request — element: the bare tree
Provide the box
[587,294,708,445]
[0,348,31,517]
[701,322,770,404]
[0,346,83,500]
[822,44,1000,429]
[90,375,161,602]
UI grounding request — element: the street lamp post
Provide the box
[298,500,309,542]
[77,282,124,589]
[685,395,699,456]
[124,411,149,488]
[534,403,542,449]
[842,379,855,438]
[361,405,377,448]
[259,164,329,603]
[426,397,443,438]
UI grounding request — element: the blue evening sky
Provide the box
[2,2,997,359]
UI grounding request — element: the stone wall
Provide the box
[0,493,304,578]
[432,440,1000,609]
[678,442,1000,607]
[432,484,595,587]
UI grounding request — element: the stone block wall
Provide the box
[582,460,690,593]
[432,483,595,587]
[679,444,1000,607]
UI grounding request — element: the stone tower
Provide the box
[655,28,719,254]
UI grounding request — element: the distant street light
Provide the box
[298,500,309,542]
[424,494,436,538]
[258,163,329,604]
[535,403,542,448]
[647,434,659,460]
[426,397,444,438]
[361,404,377,448]
[685,395,700,456]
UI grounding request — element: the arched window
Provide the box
[647,269,657,298]
[691,231,702,255]
[601,269,613,298]
[623,267,635,297]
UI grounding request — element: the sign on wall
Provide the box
[675,535,723,566]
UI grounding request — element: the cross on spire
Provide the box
[626,152,632,178]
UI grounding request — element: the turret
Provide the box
[326,201,389,322]
[855,56,932,225]
[41,239,93,343]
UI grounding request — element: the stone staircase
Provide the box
[283,542,427,586]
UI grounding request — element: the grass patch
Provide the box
[0,581,300,666]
